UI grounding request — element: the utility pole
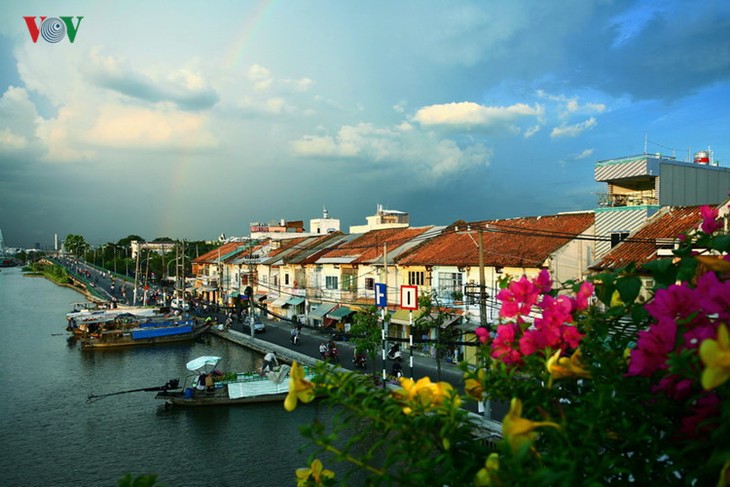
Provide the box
[478,227,487,328]
[458,225,489,327]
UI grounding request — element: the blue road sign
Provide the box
[375,283,387,307]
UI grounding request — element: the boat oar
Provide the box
[86,379,180,403]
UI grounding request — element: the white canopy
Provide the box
[186,356,221,372]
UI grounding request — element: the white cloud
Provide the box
[0,86,38,140]
[0,128,28,150]
[413,101,543,131]
[550,117,597,138]
[536,90,606,120]
[282,77,314,93]
[247,64,272,92]
[524,125,541,138]
[575,148,595,159]
[292,121,491,179]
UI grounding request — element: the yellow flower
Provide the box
[295,458,334,486]
[474,452,499,486]
[502,398,559,452]
[717,461,730,487]
[546,349,591,388]
[393,376,460,414]
[284,361,316,412]
[700,324,730,390]
[464,368,487,400]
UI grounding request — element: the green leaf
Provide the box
[641,258,677,289]
[615,276,641,304]
[709,234,730,252]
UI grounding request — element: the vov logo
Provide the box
[23,16,83,44]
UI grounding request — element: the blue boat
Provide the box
[80,319,211,349]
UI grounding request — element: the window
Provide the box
[325,276,338,290]
[284,274,290,285]
[408,271,425,286]
[364,278,374,290]
[437,272,463,300]
[611,232,629,248]
[342,271,357,291]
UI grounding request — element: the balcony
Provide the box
[597,192,659,208]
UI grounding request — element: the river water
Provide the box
[0,267,326,486]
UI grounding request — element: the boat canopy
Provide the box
[186,356,222,372]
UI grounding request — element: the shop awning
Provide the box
[390,308,461,328]
[270,296,290,308]
[286,297,305,306]
[199,286,218,292]
[308,303,337,320]
[327,306,354,320]
[254,293,267,302]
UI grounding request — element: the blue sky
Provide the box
[1,0,728,248]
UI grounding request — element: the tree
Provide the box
[64,234,89,257]
[349,305,385,374]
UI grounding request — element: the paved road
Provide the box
[53,256,506,421]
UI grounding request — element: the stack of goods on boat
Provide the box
[66,302,212,349]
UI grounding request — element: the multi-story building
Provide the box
[349,204,410,234]
[594,150,730,260]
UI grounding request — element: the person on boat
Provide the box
[261,351,279,374]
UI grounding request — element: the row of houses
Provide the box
[186,150,730,361]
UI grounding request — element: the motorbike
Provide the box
[324,346,339,362]
[291,332,301,345]
[353,354,367,369]
[387,343,403,360]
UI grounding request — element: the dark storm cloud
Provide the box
[558,2,730,101]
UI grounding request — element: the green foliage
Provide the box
[349,305,384,363]
[63,234,89,256]
[293,214,730,486]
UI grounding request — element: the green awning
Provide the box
[308,303,337,320]
[390,308,419,325]
[286,297,305,306]
[390,308,461,328]
[327,306,354,320]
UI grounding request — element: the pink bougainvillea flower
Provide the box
[475,326,490,344]
[574,281,594,311]
[699,205,722,234]
[679,393,720,438]
[498,276,539,319]
[491,322,523,365]
[627,318,677,376]
[535,269,553,294]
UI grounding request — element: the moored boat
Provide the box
[80,319,211,349]
[155,355,314,407]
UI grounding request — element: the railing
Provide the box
[596,193,659,208]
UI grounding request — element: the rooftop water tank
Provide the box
[694,150,710,165]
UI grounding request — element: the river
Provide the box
[0,267,326,486]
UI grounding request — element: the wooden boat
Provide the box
[66,303,166,336]
[80,319,211,349]
[155,356,314,407]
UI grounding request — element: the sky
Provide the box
[1,0,729,249]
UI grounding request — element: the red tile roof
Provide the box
[192,241,248,264]
[320,227,434,263]
[397,212,594,268]
[593,206,704,270]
